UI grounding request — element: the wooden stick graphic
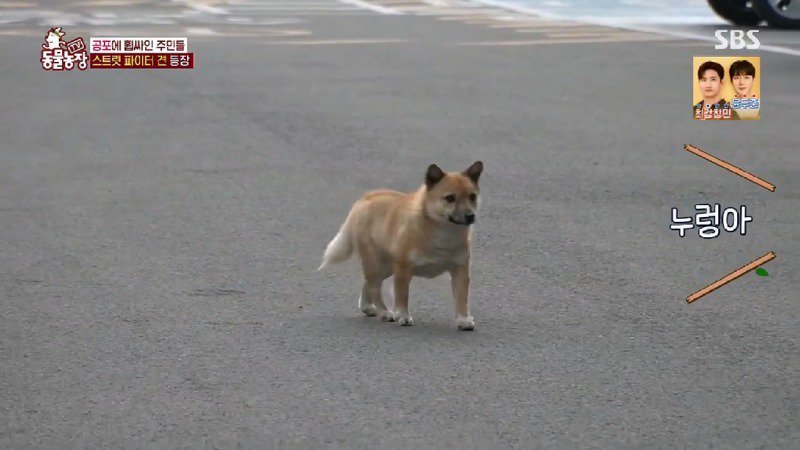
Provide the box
[684,144,776,192]
[687,251,776,303]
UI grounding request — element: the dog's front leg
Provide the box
[393,262,414,326]
[450,263,475,330]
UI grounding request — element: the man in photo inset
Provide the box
[693,61,738,120]
[729,59,757,98]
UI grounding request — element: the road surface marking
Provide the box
[73,0,143,5]
[340,0,403,14]
[185,26,219,35]
[458,34,674,46]
[513,26,611,33]
[173,0,230,15]
[379,1,668,44]
[546,31,649,38]
[489,21,579,28]
[0,1,36,7]
[468,0,800,57]
[261,38,408,44]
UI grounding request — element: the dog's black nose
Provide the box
[465,213,475,224]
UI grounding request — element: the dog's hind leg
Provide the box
[361,278,395,321]
[358,283,377,317]
[358,245,395,321]
[358,279,395,317]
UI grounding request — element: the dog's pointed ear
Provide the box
[463,161,483,184]
[425,164,445,188]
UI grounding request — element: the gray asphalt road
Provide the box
[2,1,799,448]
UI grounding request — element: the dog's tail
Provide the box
[318,213,355,271]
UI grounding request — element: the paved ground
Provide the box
[1,0,799,448]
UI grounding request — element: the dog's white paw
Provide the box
[361,304,377,317]
[379,310,397,322]
[359,295,377,317]
[396,312,414,327]
[456,315,475,331]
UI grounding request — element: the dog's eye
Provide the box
[444,194,456,203]
[469,193,477,202]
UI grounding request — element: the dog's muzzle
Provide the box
[449,213,475,226]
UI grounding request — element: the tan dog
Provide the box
[318,161,483,330]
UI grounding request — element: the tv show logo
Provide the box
[40,27,89,71]
[692,56,760,121]
[714,30,760,50]
[40,27,194,70]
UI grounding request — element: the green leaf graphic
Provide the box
[755,267,769,277]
